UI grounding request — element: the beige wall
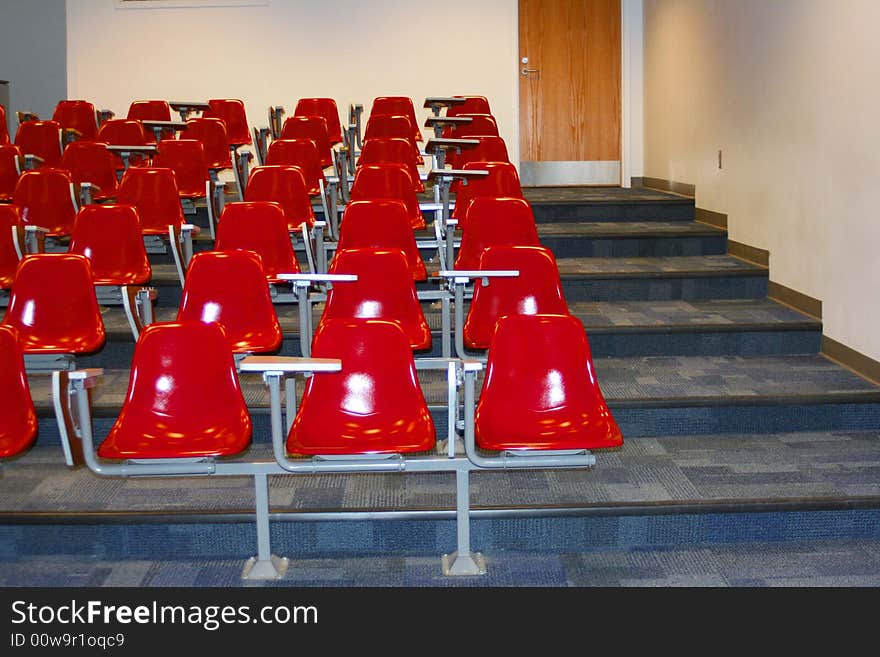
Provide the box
[644,0,880,362]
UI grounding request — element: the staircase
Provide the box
[4,185,880,587]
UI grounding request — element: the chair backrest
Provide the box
[475,313,623,451]
[96,119,152,168]
[0,105,8,145]
[441,113,499,140]
[204,98,251,146]
[214,201,301,281]
[452,161,523,225]
[370,96,422,142]
[182,117,233,169]
[96,320,252,460]
[323,247,431,351]
[127,99,173,142]
[454,196,540,270]
[2,253,106,355]
[0,324,38,459]
[68,204,151,285]
[52,100,99,141]
[362,114,422,164]
[448,135,509,171]
[177,250,282,354]
[294,97,343,145]
[357,137,424,193]
[288,317,435,455]
[464,245,569,350]
[337,199,426,281]
[116,167,186,234]
[244,165,315,230]
[279,115,332,168]
[60,140,120,200]
[153,139,210,198]
[446,95,492,117]
[264,138,325,196]
[0,205,23,290]
[0,144,22,201]
[12,168,79,237]
[349,163,424,230]
[14,120,63,167]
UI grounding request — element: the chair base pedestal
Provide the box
[441,551,487,576]
[241,555,289,581]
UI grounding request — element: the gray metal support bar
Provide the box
[441,468,486,576]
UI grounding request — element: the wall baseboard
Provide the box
[632,176,695,197]
[767,281,822,320]
[822,336,880,385]
[728,240,769,267]
[695,207,727,229]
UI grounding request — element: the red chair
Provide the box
[357,137,424,193]
[446,96,492,117]
[183,117,234,170]
[0,325,38,459]
[52,100,99,142]
[463,246,569,351]
[337,199,426,281]
[13,168,79,238]
[244,165,315,230]
[0,205,26,294]
[0,144,22,202]
[2,253,106,356]
[96,321,251,460]
[294,97,343,146]
[116,167,188,235]
[60,141,120,201]
[279,116,332,168]
[0,105,8,145]
[177,250,282,355]
[362,114,423,164]
[153,139,211,201]
[214,202,301,281]
[127,100,174,142]
[68,204,152,286]
[475,313,622,451]
[448,135,509,171]
[96,119,153,169]
[322,247,431,351]
[441,113,499,140]
[349,164,424,230]
[265,138,326,196]
[454,197,540,270]
[287,317,435,455]
[203,99,252,148]
[370,96,423,142]
[14,120,63,167]
[452,161,523,225]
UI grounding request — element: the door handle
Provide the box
[521,67,540,76]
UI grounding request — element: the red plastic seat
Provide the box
[52,100,99,141]
[357,137,424,193]
[0,144,22,202]
[362,114,423,164]
[370,97,423,142]
[203,99,252,147]
[452,161,523,225]
[96,119,153,169]
[294,98,343,146]
[116,167,187,235]
[96,320,252,460]
[177,250,282,354]
[183,117,234,169]
[0,325,38,458]
[153,139,210,200]
[454,197,540,270]
[0,205,24,291]
[68,204,152,285]
[0,105,8,145]
[287,317,435,455]
[463,245,570,350]
[264,138,326,196]
[12,168,79,237]
[60,141,120,201]
[244,165,316,230]
[279,116,333,168]
[448,134,509,171]
[337,199,426,281]
[127,100,174,142]
[349,164,425,230]
[323,247,431,351]
[446,95,492,117]
[14,120,63,167]
[2,253,106,355]
[475,313,622,451]
[214,202,301,282]
[441,113,499,140]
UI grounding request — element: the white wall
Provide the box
[644,0,880,362]
[0,0,67,135]
[66,0,520,164]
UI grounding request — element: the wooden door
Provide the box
[519,0,621,185]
